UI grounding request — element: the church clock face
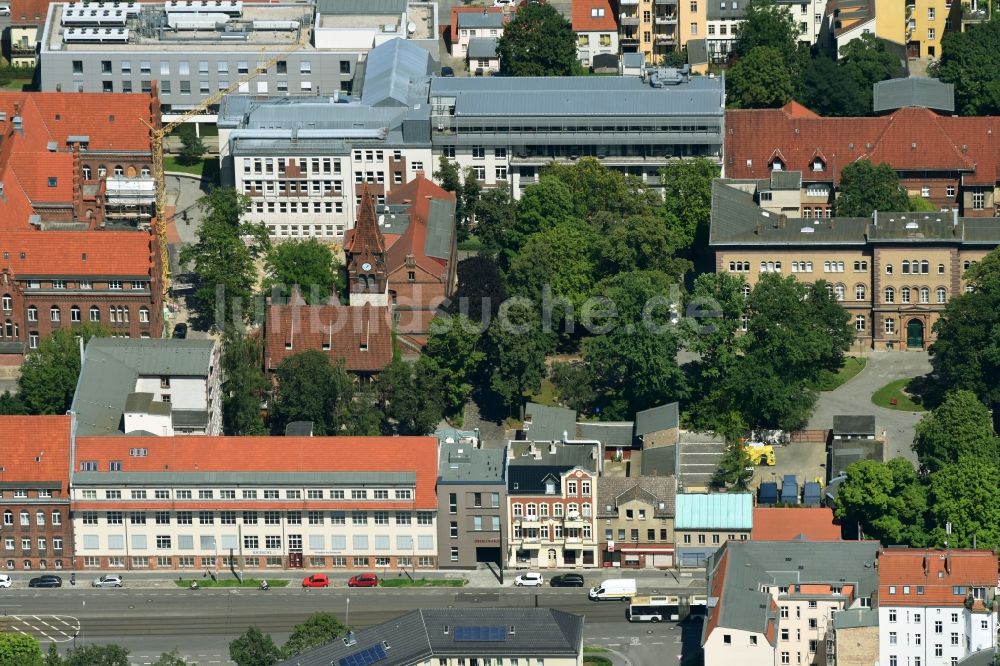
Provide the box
[362,262,372,271]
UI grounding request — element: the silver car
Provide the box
[92,574,123,588]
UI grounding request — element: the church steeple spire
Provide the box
[346,186,389,307]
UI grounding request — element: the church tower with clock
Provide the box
[344,187,389,307]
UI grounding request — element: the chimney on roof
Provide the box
[12,116,23,136]
[923,554,929,576]
[755,223,762,235]
[12,101,19,117]
[945,556,952,574]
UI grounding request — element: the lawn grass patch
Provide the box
[379,577,467,588]
[173,577,288,588]
[528,378,559,407]
[806,357,867,392]
[871,378,926,411]
[163,156,221,184]
[584,657,613,666]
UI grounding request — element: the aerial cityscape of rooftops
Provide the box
[2,0,1000,664]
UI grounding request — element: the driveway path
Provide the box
[808,352,932,465]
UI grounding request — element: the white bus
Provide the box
[626,595,681,622]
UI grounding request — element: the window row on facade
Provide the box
[77,554,434,570]
[4,536,65,552]
[2,282,147,298]
[24,304,150,323]
[3,509,64,526]
[81,164,151,180]
[79,510,432,525]
[78,532,436,553]
[76,487,414,500]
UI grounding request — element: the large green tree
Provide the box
[497,2,578,76]
[151,651,189,666]
[913,390,999,472]
[833,160,909,217]
[17,323,108,415]
[733,0,799,60]
[0,633,43,666]
[540,159,659,220]
[929,248,1000,414]
[448,256,508,322]
[838,33,901,112]
[926,457,1000,550]
[581,271,687,418]
[472,183,517,262]
[229,627,281,666]
[434,155,466,229]
[221,330,268,435]
[60,644,130,666]
[711,441,754,490]
[281,612,347,659]
[726,46,795,109]
[483,299,554,412]
[834,458,928,544]
[176,124,207,167]
[799,54,868,117]
[375,358,445,435]
[595,214,689,279]
[659,158,719,256]
[180,188,270,331]
[262,238,343,305]
[269,351,355,436]
[932,18,1000,115]
[423,314,485,417]
[506,222,599,313]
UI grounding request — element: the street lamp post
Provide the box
[346,597,350,628]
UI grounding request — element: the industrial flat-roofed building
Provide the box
[429,67,725,195]
[39,0,439,123]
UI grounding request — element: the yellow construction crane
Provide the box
[142,43,304,298]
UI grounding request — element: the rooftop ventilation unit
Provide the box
[63,27,130,42]
[164,0,243,17]
[252,19,299,31]
[62,7,128,27]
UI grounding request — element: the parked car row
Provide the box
[0,574,127,589]
[302,573,380,588]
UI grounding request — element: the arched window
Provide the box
[27,305,37,322]
[553,503,564,517]
[805,262,813,272]
[113,165,124,176]
[582,503,591,517]
[90,306,100,322]
[70,306,81,322]
[97,164,107,178]
[856,284,867,301]
[938,263,945,274]
[884,287,895,303]
[936,287,947,303]
[3,511,11,526]
[35,511,44,526]
[901,287,911,304]
[742,285,751,298]
[526,503,537,518]
[825,284,834,298]
[919,287,929,303]
[921,260,929,274]
[902,260,910,274]
[855,315,866,331]
[82,165,92,180]
[834,284,845,301]
[19,511,28,526]
[50,306,60,322]
[512,503,523,517]
[885,264,893,274]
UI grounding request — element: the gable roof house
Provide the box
[572,0,618,68]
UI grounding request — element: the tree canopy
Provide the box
[17,323,108,415]
[0,633,43,666]
[180,188,270,331]
[281,612,347,659]
[448,255,508,321]
[834,458,928,544]
[375,358,446,435]
[497,2,578,76]
[932,18,1000,115]
[262,238,343,305]
[268,351,355,435]
[733,0,798,60]
[833,160,910,217]
[221,330,268,435]
[726,46,795,109]
[422,314,485,417]
[58,644,131,666]
[229,627,281,666]
[929,247,1000,412]
[913,390,999,473]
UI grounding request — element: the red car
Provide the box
[347,573,379,588]
[302,574,329,588]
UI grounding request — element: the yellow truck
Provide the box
[743,440,776,465]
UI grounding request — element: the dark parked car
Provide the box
[173,323,188,339]
[28,575,62,588]
[550,574,585,587]
[441,66,455,77]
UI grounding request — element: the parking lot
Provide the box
[750,440,828,498]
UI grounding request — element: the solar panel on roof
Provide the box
[338,644,386,666]
[453,626,506,641]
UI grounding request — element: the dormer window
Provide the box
[770,159,784,172]
[545,480,556,495]
[811,158,825,172]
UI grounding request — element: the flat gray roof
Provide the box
[438,442,506,484]
[457,12,504,29]
[873,77,955,114]
[466,36,498,59]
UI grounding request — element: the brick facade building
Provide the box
[1,416,74,573]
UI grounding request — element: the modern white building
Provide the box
[877,549,998,666]
[71,338,222,437]
[70,435,440,571]
[217,38,434,240]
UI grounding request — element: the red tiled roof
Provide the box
[265,300,394,373]
[878,549,997,607]
[752,508,842,541]
[74,435,439,509]
[0,416,72,491]
[0,230,156,277]
[725,103,1000,184]
[572,0,616,32]
[385,174,455,279]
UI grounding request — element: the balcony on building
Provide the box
[654,33,677,45]
[962,1,990,22]
[619,12,640,26]
[517,514,541,528]
[654,11,678,24]
[654,0,677,5]
[619,0,639,5]
[563,511,586,528]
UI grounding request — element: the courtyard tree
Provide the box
[497,2,578,77]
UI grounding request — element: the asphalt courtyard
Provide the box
[808,351,932,465]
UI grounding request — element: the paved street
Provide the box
[0,577,704,665]
[808,352,932,464]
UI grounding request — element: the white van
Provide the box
[588,578,637,601]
